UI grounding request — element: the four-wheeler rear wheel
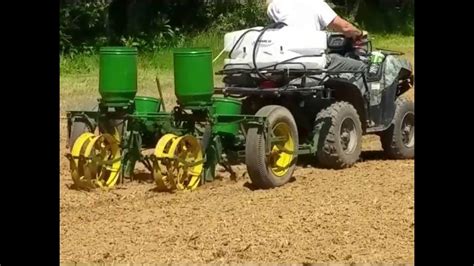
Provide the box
[380,98,414,159]
[314,101,362,169]
[245,105,299,189]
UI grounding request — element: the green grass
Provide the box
[60,31,225,75]
[372,34,414,55]
[60,32,414,113]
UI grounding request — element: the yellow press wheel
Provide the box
[168,135,203,190]
[67,132,121,190]
[153,134,204,192]
[268,122,295,177]
[69,132,95,189]
[153,134,179,191]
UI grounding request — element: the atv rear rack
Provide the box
[216,63,366,76]
[214,85,333,99]
[216,63,370,99]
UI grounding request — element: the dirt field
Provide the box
[60,38,415,263]
[60,89,414,264]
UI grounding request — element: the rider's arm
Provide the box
[314,1,363,40]
[327,16,363,40]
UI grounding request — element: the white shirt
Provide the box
[267,0,337,31]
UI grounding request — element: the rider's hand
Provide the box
[354,38,367,47]
[353,30,369,56]
[353,30,368,41]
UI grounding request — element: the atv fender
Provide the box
[324,77,369,132]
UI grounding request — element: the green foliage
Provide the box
[60,0,268,54]
[60,0,414,55]
[60,1,186,54]
[325,0,414,34]
[119,14,185,51]
[210,0,270,32]
[60,0,110,54]
[358,6,414,35]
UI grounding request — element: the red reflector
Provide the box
[260,80,277,89]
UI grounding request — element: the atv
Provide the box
[215,24,414,169]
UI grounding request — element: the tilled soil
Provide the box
[60,93,414,264]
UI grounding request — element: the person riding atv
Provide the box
[266,0,367,73]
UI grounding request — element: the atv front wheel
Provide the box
[380,98,414,159]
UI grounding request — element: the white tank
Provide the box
[223,26,328,70]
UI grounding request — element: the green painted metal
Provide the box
[173,48,214,106]
[212,97,242,136]
[134,96,162,114]
[203,136,221,182]
[99,47,138,103]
